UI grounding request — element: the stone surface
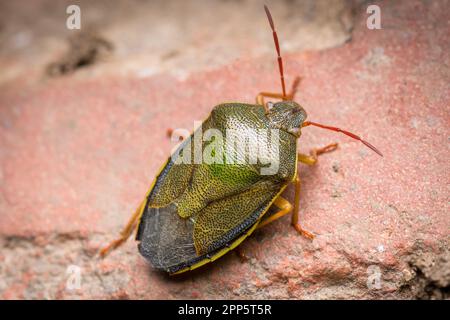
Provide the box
[0,0,449,299]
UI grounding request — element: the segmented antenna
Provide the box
[264,5,287,99]
[264,6,382,157]
[302,121,383,157]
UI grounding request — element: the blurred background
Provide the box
[0,0,448,300]
[0,0,357,83]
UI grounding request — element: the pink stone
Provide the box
[0,0,448,299]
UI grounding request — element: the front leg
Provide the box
[256,76,301,111]
[298,143,338,166]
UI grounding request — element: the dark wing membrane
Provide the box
[137,203,197,272]
[136,182,282,273]
[136,103,294,272]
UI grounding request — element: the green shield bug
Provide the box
[100,5,382,275]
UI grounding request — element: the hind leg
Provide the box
[99,199,147,257]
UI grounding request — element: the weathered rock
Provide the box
[0,0,448,299]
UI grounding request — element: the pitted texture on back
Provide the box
[193,180,280,254]
[137,103,298,271]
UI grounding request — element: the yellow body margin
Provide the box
[135,158,171,234]
[137,142,299,276]
[170,145,299,275]
[170,183,290,275]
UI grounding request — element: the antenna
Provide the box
[264,5,287,99]
[302,121,383,156]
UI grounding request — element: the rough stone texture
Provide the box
[0,0,449,299]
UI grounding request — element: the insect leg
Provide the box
[298,143,338,166]
[256,196,293,229]
[256,76,301,111]
[291,174,315,239]
[234,247,249,262]
[257,193,314,240]
[166,128,187,141]
[99,198,147,257]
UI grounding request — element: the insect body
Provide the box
[100,6,382,274]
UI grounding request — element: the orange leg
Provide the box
[291,174,314,239]
[293,143,339,238]
[257,179,314,239]
[166,128,187,141]
[234,247,249,262]
[99,199,147,257]
[257,196,293,229]
[257,143,338,239]
[256,76,301,111]
[298,143,338,166]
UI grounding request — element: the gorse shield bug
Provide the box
[99,5,382,274]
